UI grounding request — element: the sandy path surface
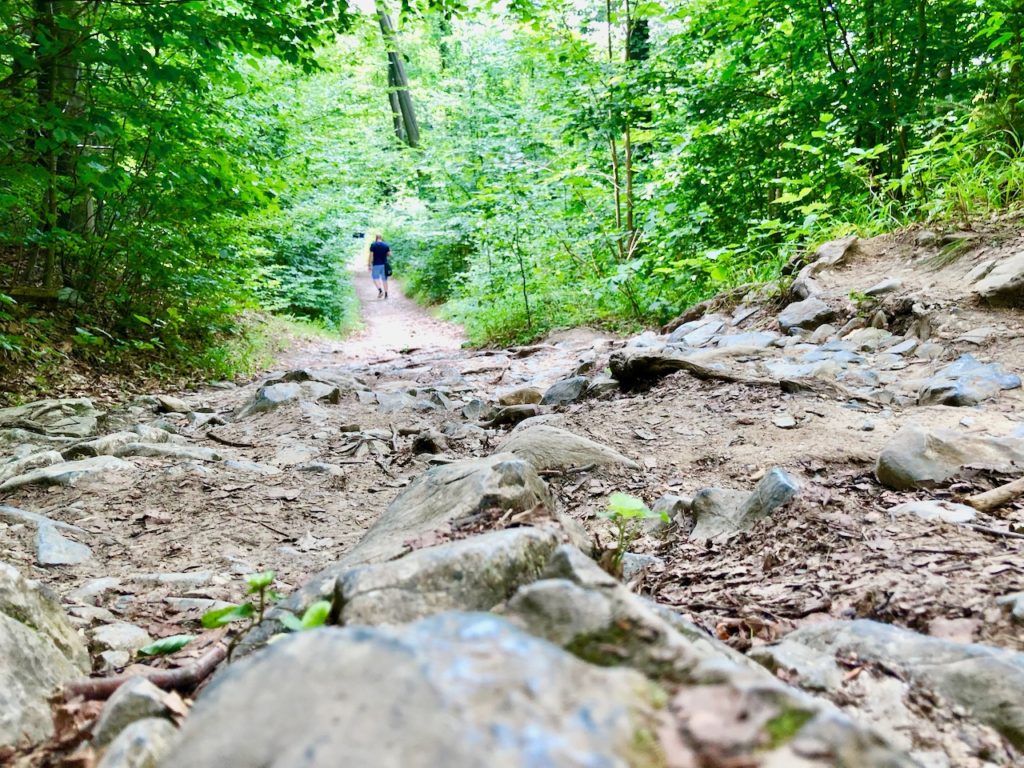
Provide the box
[278,252,465,370]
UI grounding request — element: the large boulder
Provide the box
[752,619,1024,756]
[875,425,1024,490]
[163,613,662,768]
[497,424,638,471]
[0,562,90,748]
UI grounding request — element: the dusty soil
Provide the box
[3,225,1024,764]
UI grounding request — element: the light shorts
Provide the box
[372,264,387,280]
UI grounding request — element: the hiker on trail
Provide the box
[368,234,391,299]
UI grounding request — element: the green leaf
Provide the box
[277,612,305,631]
[138,634,195,656]
[245,571,276,592]
[201,603,255,628]
[300,600,332,629]
[605,492,652,519]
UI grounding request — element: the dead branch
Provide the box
[965,476,1024,513]
[63,644,226,701]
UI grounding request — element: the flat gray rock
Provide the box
[37,523,92,565]
[497,424,638,471]
[778,297,836,332]
[917,354,1021,406]
[667,314,726,346]
[973,249,1024,306]
[164,613,659,768]
[888,499,976,524]
[0,450,64,483]
[876,425,1024,490]
[90,622,152,656]
[0,455,134,492]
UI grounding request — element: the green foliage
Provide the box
[138,634,196,657]
[277,600,333,632]
[598,493,666,577]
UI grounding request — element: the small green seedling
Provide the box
[598,492,667,577]
[200,572,333,660]
[201,570,283,659]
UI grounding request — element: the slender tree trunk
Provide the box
[377,5,419,147]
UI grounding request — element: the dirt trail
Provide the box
[4,224,1024,766]
[277,253,465,370]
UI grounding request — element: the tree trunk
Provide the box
[377,6,419,148]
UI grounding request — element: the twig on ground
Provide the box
[963,523,1024,541]
[239,516,293,540]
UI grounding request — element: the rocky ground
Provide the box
[2,228,1024,767]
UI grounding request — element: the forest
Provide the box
[1,0,1023,385]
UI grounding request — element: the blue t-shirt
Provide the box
[369,241,390,265]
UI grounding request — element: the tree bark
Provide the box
[377,6,419,147]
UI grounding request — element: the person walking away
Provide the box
[368,234,391,299]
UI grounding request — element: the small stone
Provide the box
[412,429,448,455]
[619,553,664,581]
[914,230,937,247]
[96,717,177,768]
[864,278,902,296]
[996,592,1024,622]
[861,420,875,431]
[67,605,117,627]
[98,650,131,672]
[89,623,152,656]
[809,324,836,344]
[585,377,619,398]
[540,376,590,406]
[888,338,918,356]
[92,678,172,747]
[914,341,944,360]
[154,395,190,414]
[869,309,887,329]
[772,414,797,429]
[36,523,92,566]
[497,386,543,406]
